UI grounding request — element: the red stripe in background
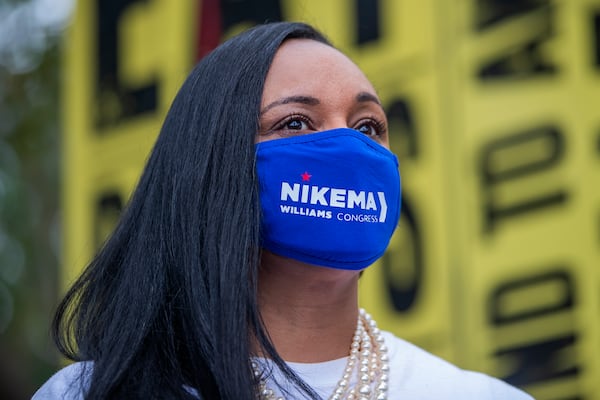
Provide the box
[196,0,222,61]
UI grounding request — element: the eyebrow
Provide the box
[260,96,320,115]
[259,92,383,115]
[356,92,383,108]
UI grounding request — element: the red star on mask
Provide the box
[301,171,312,181]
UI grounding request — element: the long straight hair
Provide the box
[53,22,330,399]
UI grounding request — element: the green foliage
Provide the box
[0,27,62,400]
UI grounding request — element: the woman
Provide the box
[34,22,534,399]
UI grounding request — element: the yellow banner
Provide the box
[63,1,600,398]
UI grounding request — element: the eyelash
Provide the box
[269,114,387,137]
[272,114,314,133]
[355,117,387,137]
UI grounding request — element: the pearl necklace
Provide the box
[252,309,389,400]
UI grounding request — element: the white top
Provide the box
[32,331,534,399]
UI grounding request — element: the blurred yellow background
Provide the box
[62,1,600,399]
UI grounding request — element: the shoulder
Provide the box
[382,331,535,399]
[32,362,93,400]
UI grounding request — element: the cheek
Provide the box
[380,135,391,149]
[256,133,269,144]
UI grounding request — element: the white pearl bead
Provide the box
[359,384,371,394]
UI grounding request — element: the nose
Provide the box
[321,117,351,132]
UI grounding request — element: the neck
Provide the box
[257,250,361,363]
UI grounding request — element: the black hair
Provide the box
[53,22,330,399]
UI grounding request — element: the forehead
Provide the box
[262,39,376,102]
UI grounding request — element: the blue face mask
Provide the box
[255,128,401,270]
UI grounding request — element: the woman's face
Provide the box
[258,39,389,148]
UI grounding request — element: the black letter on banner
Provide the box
[221,0,282,35]
[354,0,380,45]
[474,0,556,80]
[489,269,574,325]
[494,334,579,387]
[387,99,418,159]
[96,0,158,129]
[594,12,600,68]
[95,192,123,247]
[381,196,423,312]
[479,125,567,232]
[475,0,547,29]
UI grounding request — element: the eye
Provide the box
[271,114,314,135]
[283,118,308,131]
[354,118,386,138]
